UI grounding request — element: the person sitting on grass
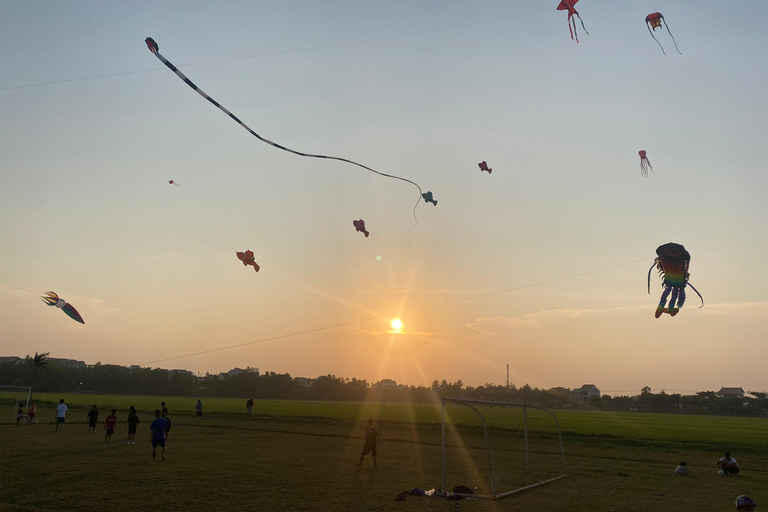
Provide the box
[87,405,99,433]
[150,410,167,462]
[674,462,689,475]
[358,419,382,468]
[104,409,117,442]
[736,496,756,511]
[718,452,739,475]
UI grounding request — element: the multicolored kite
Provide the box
[557,0,588,42]
[41,291,85,324]
[145,37,427,223]
[352,219,370,238]
[478,161,492,174]
[236,251,260,272]
[639,150,653,178]
[645,13,682,56]
[648,243,703,318]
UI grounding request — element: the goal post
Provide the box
[0,385,32,422]
[441,397,567,499]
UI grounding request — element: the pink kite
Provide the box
[169,180,181,188]
[556,0,588,42]
[639,150,653,178]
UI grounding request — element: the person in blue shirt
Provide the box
[150,410,167,462]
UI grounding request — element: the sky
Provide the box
[1,1,767,395]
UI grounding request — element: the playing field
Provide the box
[2,393,766,511]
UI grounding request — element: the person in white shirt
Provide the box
[674,462,689,475]
[718,452,739,475]
[55,399,68,432]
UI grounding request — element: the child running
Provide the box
[104,409,117,442]
[358,419,382,468]
[127,406,139,445]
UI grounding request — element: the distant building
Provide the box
[51,358,86,368]
[570,384,601,403]
[218,367,259,378]
[0,356,22,364]
[373,379,397,391]
[129,365,142,370]
[295,377,315,388]
[717,387,745,398]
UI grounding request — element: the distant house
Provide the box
[52,358,86,368]
[218,367,259,379]
[570,384,601,403]
[717,387,745,398]
[373,379,398,391]
[295,377,315,388]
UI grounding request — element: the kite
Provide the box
[557,0,588,43]
[645,13,682,56]
[168,180,181,188]
[422,191,437,206]
[353,219,369,238]
[236,251,260,272]
[647,243,703,318]
[478,161,492,174]
[145,37,426,223]
[639,150,653,177]
[41,291,85,324]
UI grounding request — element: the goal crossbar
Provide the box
[441,397,566,499]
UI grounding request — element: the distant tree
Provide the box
[25,351,50,393]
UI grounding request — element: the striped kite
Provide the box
[41,291,85,324]
[648,243,703,318]
[145,37,427,223]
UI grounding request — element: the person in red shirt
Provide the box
[104,409,117,442]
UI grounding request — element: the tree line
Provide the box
[2,355,765,416]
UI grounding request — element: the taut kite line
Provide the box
[145,37,426,222]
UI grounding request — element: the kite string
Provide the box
[664,21,682,55]
[139,257,649,366]
[149,45,423,224]
[647,24,667,56]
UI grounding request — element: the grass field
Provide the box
[1,393,767,511]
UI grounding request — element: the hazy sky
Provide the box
[2,1,767,394]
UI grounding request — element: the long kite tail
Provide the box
[647,23,667,56]
[664,21,682,55]
[686,282,704,308]
[575,13,588,36]
[145,38,424,223]
[647,262,657,294]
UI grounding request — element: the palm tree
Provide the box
[25,352,50,393]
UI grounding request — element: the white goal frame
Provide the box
[441,397,567,499]
[0,385,32,422]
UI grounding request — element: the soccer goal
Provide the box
[441,397,566,499]
[0,385,32,422]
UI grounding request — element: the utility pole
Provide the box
[506,364,510,389]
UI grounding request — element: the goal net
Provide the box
[441,397,566,499]
[0,385,32,422]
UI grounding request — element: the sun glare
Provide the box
[390,318,403,332]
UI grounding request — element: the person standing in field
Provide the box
[358,419,382,468]
[55,399,68,432]
[150,410,167,462]
[246,398,254,414]
[104,409,117,442]
[87,405,99,433]
[27,400,37,423]
[161,408,172,442]
[195,399,203,423]
[718,452,740,475]
[127,406,139,445]
[674,462,689,475]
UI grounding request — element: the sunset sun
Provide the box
[390,318,403,332]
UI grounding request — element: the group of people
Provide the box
[674,453,756,510]
[674,452,741,477]
[14,399,37,426]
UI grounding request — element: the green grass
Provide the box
[1,393,767,511]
